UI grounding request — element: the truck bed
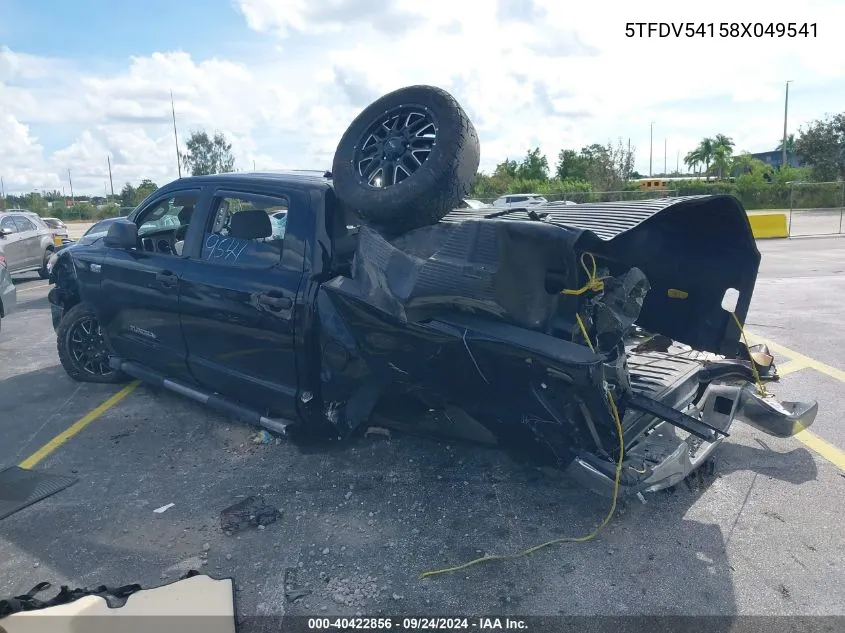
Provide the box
[622,340,712,443]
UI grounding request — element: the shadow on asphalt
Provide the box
[0,378,822,616]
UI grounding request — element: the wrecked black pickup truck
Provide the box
[48,85,818,497]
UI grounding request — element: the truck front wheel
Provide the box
[57,303,128,384]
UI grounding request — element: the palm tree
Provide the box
[695,137,715,179]
[710,134,735,179]
[684,148,703,175]
[776,133,796,155]
[776,134,795,153]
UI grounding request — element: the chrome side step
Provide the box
[109,357,293,435]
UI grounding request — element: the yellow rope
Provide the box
[730,312,767,396]
[561,252,607,296]
[419,313,624,579]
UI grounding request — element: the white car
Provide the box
[491,194,548,208]
[459,198,487,209]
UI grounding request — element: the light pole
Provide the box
[649,122,654,177]
[782,80,793,169]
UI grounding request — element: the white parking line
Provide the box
[15,283,50,294]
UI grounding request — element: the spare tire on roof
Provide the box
[331,85,480,235]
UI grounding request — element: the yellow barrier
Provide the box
[747,213,789,239]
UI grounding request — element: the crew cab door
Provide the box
[98,188,206,382]
[178,187,304,419]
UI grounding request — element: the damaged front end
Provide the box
[315,195,818,496]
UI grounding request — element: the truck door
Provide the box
[98,188,205,383]
[179,187,305,419]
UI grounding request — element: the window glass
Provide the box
[0,216,17,232]
[138,194,198,237]
[13,216,37,232]
[202,193,288,268]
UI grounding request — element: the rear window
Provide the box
[43,218,64,229]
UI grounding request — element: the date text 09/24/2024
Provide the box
[625,22,817,38]
[307,617,528,630]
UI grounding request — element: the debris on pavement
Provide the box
[252,430,273,445]
[364,427,391,440]
[220,495,281,534]
[153,503,175,514]
[284,568,312,604]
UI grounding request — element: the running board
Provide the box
[109,357,293,436]
[624,391,729,442]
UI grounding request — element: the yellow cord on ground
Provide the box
[418,313,624,580]
[730,312,767,396]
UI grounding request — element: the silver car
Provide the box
[0,210,57,279]
[0,246,18,335]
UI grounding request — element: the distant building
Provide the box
[749,150,804,169]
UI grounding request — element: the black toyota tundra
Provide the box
[48,85,817,498]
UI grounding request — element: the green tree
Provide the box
[181,130,236,176]
[684,148,703,174]
[776,133,796,155]
[555,149,588,181]
[693,137,716,179]
[120,183,136,207]
[133,179,158,205]
[795,113,845,181]
[493,158,518,179]
[578,140,635,191]
[515,147,549,181]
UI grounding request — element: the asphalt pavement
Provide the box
[0,237,843,621]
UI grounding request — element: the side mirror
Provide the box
[104,220,138,249]
[0,227,12,238]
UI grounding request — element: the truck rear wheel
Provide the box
[332,85,480,235]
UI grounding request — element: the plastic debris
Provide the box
[153,503,175,514]
[252,430,273,444]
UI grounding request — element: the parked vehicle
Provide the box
[0,248,17,335]
[45,217,122,276]
[459,199,487,209]
[48,85,817,497]
[42,217,72,246]
[492,193,548,208]
[0,210,57,279]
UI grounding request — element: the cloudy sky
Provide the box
[1,0,844,196]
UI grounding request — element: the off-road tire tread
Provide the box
[57,302,129,384]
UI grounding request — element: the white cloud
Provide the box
[1,0,844,195]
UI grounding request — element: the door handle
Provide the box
[258,293,292,310]
[156,271,178,288]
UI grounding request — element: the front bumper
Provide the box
[567,380,819,498]
[47,287,63,331]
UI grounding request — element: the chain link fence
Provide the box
[785,181,845,236]
[472,189,679,205]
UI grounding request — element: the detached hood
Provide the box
[329,195,760,358]
[450,195,762,356]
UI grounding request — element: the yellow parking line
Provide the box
[794,424,845,471]
[746,333,845,471]
[19,381,140,469]
[746,333,845,384]
[776,360,809,376]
